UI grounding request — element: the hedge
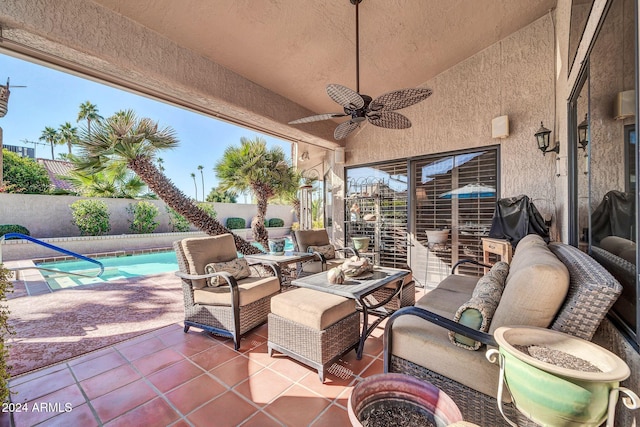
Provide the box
[226,217,246,229]
[0,225,30,238]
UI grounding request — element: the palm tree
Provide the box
[73,109,261,254]
[190,172,198,201]
[197,165,205,202]
[58,122,79,155]
[77,101,103,137]
[214,136,297,250]
[39,126,60,160]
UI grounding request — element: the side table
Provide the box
[481,238,512,272]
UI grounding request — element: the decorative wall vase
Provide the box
[487,326,639,427]
[351,236,370,252]
[267,238,286,255]
[347,373,464,427]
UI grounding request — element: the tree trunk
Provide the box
[252,185,271,251]
[129,156,261,255]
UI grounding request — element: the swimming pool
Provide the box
[36,238,295,289]
[37,251,179,289]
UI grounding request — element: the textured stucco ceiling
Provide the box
[91,0,557,120]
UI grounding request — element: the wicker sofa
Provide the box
[383,234,622,426]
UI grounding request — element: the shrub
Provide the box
[226,217,246,229]
[0,265,13,403]
[267,218,284,227]
[70,199,111,236]
[0,225,30,238]
[127,201,159,234]
[166,207,191,232]
[197,203,217,219]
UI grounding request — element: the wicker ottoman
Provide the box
[268,288,360,382]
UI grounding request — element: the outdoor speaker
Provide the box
[491,115,509,139]
[614,90,635,120]
[335,147,345,164]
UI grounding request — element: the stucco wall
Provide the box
[0,193,295,238]
[343,14,560,238]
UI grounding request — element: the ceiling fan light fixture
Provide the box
[288,0,432,140]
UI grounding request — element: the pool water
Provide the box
[36,238,295,290]
[37,251,179,289]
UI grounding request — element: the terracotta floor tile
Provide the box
[169,334,219,357]
[188,391,258,427]
[361,358,384,378]
[71,350,128,381]
[117,336,167,361]
[68,346,118,366]
[80,364,142,400]
[239,410,284,427]
[36,403,99,427]
[310,404,351,427]
[245,343,277,368]
[131,347,185,376]
[189,344,240,371]
[337,352,375,377]
[91,379,158,423]
[235,369,292,407]
[165,374,227,415]
[10,368,76,402]
[298,370,355,401]
[147,359,204,393]
[264,384,331,426]
[9,362,68,387]
[11,383,86,426]
[210,355,265,387]
[104,397,180,426]
[267,356,316,382]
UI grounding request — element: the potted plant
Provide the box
[348,373,464,427]
[487,326,639,427]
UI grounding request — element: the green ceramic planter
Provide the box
[490,326,632,427]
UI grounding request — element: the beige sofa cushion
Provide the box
[391,279,506,401]
[180,234,238,289]
[271,288,356,330]
[193,276,280,306]
[489,236,569,333]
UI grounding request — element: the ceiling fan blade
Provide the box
[370,88,433,111]
[327,84,365,109]
[334,121,360,140]
[288,113,348,124]
[367,111,412,129]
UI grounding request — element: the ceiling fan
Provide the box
[289,0,433,140]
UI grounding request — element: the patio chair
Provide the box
[291,229,358,275]
[174,233,282,350]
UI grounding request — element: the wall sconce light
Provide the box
[534,121,559,156]
[577,114,589,151]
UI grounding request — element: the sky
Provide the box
[0,52,292,201]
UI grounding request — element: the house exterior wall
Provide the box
[343,13,561,238]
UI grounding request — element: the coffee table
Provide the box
[292,266,410,359]
[245,251,317,286]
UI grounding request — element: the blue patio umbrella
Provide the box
[439,183,495,199]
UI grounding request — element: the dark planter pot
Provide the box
[347,373,464,427]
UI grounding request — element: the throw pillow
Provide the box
[449,264,509,350]
[307,244,336,260]
[204,258,251,287]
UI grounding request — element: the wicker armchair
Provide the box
[174,234,282,350]
[291,229,357,275]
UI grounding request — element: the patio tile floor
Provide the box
[3,319,389,426]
